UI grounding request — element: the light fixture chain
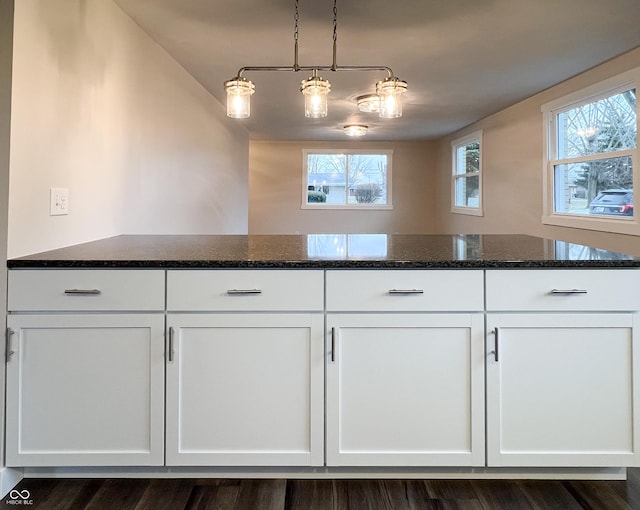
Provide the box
[294,0,299,43]
[294,0,300,70]
[332,0,338,70]
[333,0,337,44]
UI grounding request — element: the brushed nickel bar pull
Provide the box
[550,289,588,295]
[5,328,14,362]
[64,289,102,295]
[226,289,262,295]
[388,289,424,295]
[331,327,336,363]
[168,327,175,363]
[493,327,499,362]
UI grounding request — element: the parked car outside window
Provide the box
[588,189,634,216]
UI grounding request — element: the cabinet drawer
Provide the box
[486,269,640,311]
[167,270,323,311]
[326,270,484,312]
[8,270,165,311]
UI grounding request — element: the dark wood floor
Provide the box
[2,470,639,509]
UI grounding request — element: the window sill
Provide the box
[301,204,393,211]
[451,206,483,217]
[542,213,639,236]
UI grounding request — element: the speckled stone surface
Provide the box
[7,234,640,269]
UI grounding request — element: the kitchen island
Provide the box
[5,234,640,482]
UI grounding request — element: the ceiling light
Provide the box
[224,78,255,119]
[377,77,408,119]
[344,124,368,137]
[301,71,331,118]
[224,0,407,121]
[357,94,381,113]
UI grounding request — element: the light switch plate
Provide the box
[50,188,69,216]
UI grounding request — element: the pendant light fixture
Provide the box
[224,0,407,120]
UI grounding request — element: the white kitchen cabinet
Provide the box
[6,269,166,467]
[165,269,324,467]
[5,313,165,467]
[326,313,485,466]
[325,268,485,467]
[165,313,324,466]
[486,269,640,468]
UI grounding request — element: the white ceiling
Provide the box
[114,0,640,141]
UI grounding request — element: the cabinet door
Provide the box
[6,314,165,467]
[487,313,640,467]
[326,313,485,467]
[166,313,324,466]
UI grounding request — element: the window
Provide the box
[542,68,639,235]
[302,150,392,209]
[451,131,483,216]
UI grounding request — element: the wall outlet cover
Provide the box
[50,188,69,216]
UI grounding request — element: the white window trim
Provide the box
[301,149,393,210]
[451,130,483,216]
[541,67,639,236]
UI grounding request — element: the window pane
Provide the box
[454,175,480,207]
[455,142,480,175]
[553,155,633,216]
[306,154,347,205]
[347,154,387,205]
[557,89,637,159]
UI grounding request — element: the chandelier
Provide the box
[224,0,408,121]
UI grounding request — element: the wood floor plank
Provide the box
[607,468,640,509]
[185,484,240,510]
[564,480,635,510]
[30,479,103,510]
[333,480,396,510]
[284,480,333,510]
[423,480,478,500]
[84,479,150,510]
[469,480,535,510]
[516,480,582,510]
[232,479,286,510]
[133,479,194,510]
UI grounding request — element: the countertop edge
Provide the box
[7,260,640,269]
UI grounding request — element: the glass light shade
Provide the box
[343,124,368,137]
[376,77,408,119]
[356,94,381,113]
[225,78,255,118]
[301,76,331,118]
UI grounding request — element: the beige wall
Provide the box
[0,0,13,483]
[435,48,640,256]
[8,0,249,258]
[249,140,437,234]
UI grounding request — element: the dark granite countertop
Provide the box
[6,234,640,269]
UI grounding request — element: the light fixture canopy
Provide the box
[356,94,381,113]
[224,78,255,118]
[344,124,368,137]
[224,0,408,125]
[377,77,408,119]
[301,72,331,118]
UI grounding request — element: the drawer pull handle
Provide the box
[550,289,588,295]
[168,327,175,363]
[226,289,262,295]
[388,289,424,295]
[64,289,101,295]
[331,327,337,363]
[491,327,499,362]
[6,328,14,362]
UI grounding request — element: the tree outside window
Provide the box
[303,150,392,209]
